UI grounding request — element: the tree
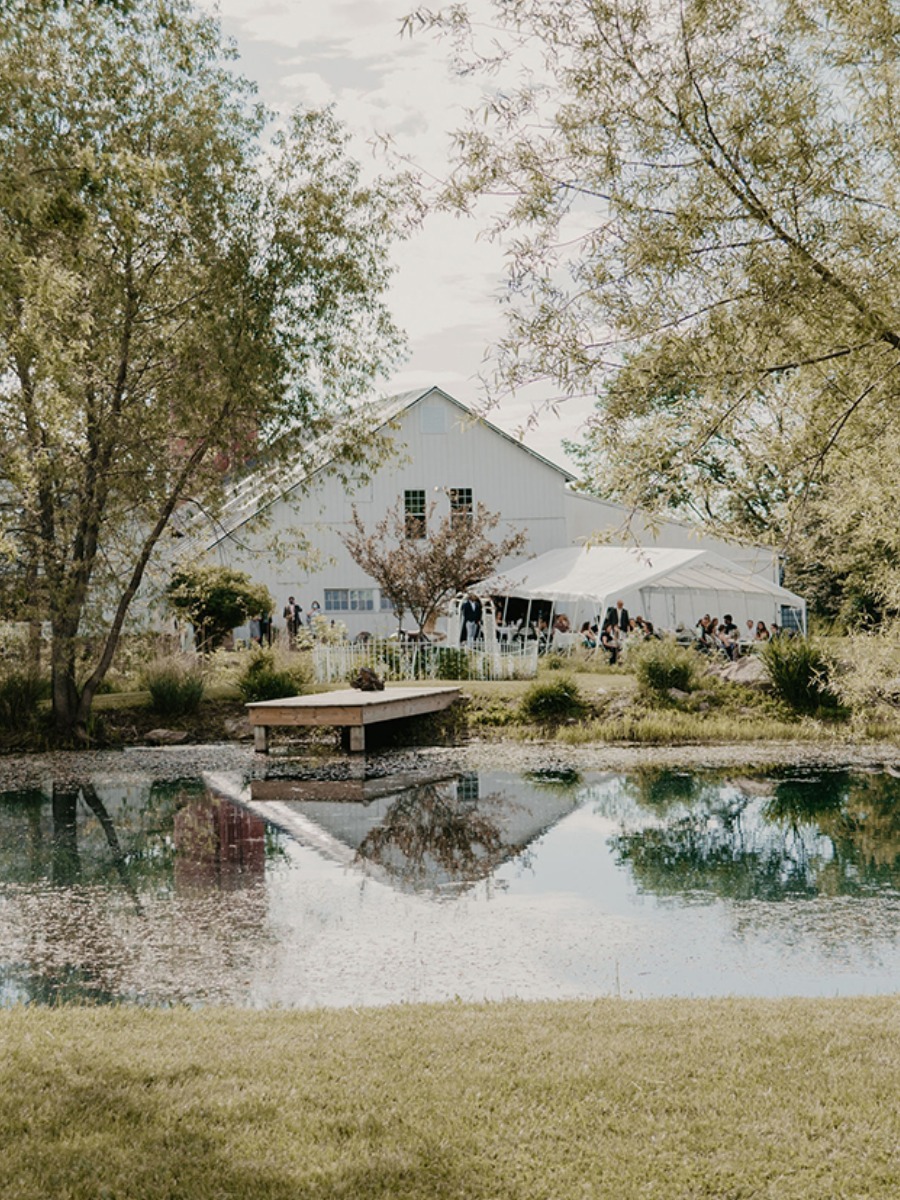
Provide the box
[166,565,271,652]
[341,498,526,633]
[0,0,405,740]
[407,1,900,607]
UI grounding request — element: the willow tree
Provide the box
[0,0,405,740]
[408,1,900,607]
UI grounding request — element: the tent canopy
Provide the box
[478,545,805,630]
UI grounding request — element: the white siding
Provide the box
[188,387,784,640]
[207,390,571,638]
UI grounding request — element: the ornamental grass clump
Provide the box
[142,657,206,717]
[759,636,836,715]
[630,638,703,701]
[0,669,47,730]
[237,649,310,702]
[519,675,585,723]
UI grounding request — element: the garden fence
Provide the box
[312,638,539,684]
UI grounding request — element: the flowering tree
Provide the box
[342,499,526,634]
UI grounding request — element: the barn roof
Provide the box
[171,385,576,550]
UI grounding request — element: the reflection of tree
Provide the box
[354,782,511,890]
[173,793,265,893]
[51,784,80,886]
[523,768,583,792]
[766,771,900,885]
[0,779,274,1005]
[617,768,720,815]
[612,769,900,903]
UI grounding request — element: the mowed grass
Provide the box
[1,998,898,1199]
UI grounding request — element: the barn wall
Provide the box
[208,390,570,639]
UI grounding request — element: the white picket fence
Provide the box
[312,637,539,684]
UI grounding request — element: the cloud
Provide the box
[199,0,593,464]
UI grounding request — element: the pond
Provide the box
[0,764,897,1006]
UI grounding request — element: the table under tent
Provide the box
[476,545,806,645]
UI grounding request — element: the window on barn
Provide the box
[325,589,375,612]
[449,487,473,528]
[404,489,426,539]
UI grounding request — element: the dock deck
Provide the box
[246,685,462,753]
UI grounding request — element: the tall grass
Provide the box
[629,638,703,698]
[555,709,830,745]
[0,669,46,730]
[141,657,206,718]
[237,648,310,702]
[519,675,585,723]
[760,636,835,714]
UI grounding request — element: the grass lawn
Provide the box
[1,997,897,1199]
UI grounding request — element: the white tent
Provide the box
[479,545,806,635]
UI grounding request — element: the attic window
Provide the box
[420,402,446,434]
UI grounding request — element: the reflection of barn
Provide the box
[174,792,266,893]
[238,770,581,893]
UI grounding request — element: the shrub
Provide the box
[434,647,471,680]
[167,564,273,652]
[519,675,585,723]
[543,653,569,671]
[142,657,206,717]
[630,638,702,699]
[0,670,47,730]
[827,621,900,719]
[237,649,310,702]
[759,636,835,715]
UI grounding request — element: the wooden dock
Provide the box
[245,685,461,753]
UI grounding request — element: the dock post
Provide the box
[253,725,269,754]
[348,725,366,753]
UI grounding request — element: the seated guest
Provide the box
[600,620,621,664]
[717,619,739,660]
[552,613,571,633]
[580,621,597,648]
[755,621,771,641]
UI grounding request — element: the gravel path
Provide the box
[1,736,899,790]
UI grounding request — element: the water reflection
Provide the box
[609,767,900,902]
[0,764,898,1005]
[248,771,579,894]
[0,779,274,1005]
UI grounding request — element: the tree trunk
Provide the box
[50,625,85,744]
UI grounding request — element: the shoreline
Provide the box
[1,735,899,788]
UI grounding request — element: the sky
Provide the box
[201,0,593,472]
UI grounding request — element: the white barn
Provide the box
[174,386,784,641]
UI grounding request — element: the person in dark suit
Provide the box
[604,599,629,631]
[460,593,482,643]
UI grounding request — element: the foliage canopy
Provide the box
[408,0,900,615]
[0,0,405,738]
